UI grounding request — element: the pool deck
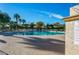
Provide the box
[0,35,65,55]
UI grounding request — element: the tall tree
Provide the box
[19,18,22,24]
[30,22,35,29]
[53,22,62,31]
[14,13,20,30]
[22,19,26,25]
[0,12,11,23]
[36,21,44,31]
[0,11,11,30]
[14,13,20,24]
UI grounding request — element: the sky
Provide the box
[0,3,78,24]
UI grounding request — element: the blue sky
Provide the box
[0,3,78,24]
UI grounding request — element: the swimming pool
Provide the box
[3,31,64,35]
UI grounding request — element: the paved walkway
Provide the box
[0,35,65,55]
[0,39,8,55]
[0,50,8,55]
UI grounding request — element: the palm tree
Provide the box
[14,13,20,30]
[14,13,20,24]
[22,19,26,25]
[20,19,26,29]
[19,19,22,24]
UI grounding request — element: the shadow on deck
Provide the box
[13,36,65,55]
[0,39,7,43]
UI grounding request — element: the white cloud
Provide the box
[38,10,50,15]
[49,13,64,19]
[37,10,64,19]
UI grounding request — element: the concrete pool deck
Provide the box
[0,35,65,55]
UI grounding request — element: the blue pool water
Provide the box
[1,31,64,36]
[13,31,64,35]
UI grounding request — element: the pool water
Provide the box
[1,31,64,36]
[13,31,64,35]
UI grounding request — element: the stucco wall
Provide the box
[65,21,79,55]
[70,8,76,16]
[70,5,79,16]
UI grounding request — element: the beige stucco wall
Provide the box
[70,8,76,16]
[65,21,79,55]
[70,5,79,16]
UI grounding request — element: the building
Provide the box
[63,4,79,54]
